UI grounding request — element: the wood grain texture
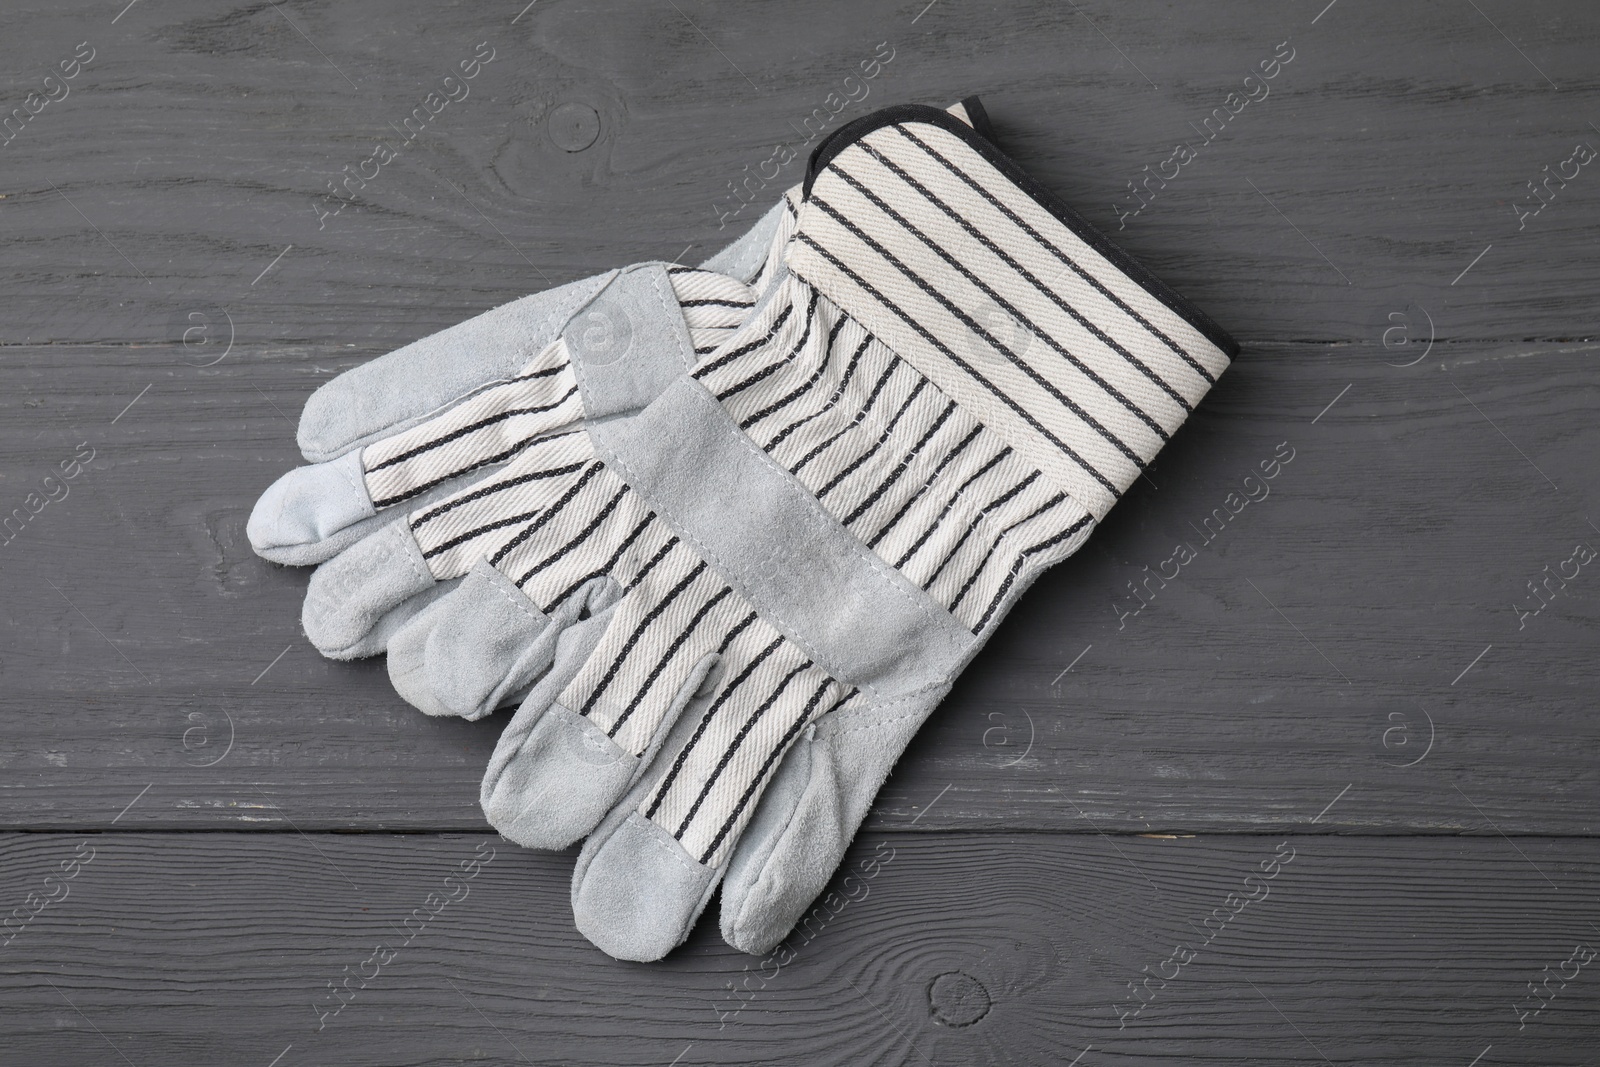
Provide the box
[3,1,1599,1062]
[2,832,1597,1067]
[0,1,1596,347]
[2,340,1593,831]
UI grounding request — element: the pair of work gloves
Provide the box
[248,97,1238,961]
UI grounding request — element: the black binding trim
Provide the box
[803,103,1240,358]
[957,95,997,141]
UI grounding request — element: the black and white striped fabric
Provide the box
[788,105,1235,520]
[409,420,849,865]
[459,287,1096,865]
[469,109,1235,888]
[692,281,1096,637]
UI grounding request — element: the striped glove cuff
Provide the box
[787,104,1239,520]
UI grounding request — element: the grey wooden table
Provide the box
[2,2,1597,1064]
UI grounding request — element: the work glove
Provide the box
[407,101,1237,958]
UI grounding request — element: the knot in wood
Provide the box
[548,102,601,152]
[928,970,991,1027]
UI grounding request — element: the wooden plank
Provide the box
[0,1,1597,346]
[1,831,1596,1066]
[1,341,1595,833]
[6,4,1598,1065]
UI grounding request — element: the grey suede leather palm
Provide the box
[587,375,975,694]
